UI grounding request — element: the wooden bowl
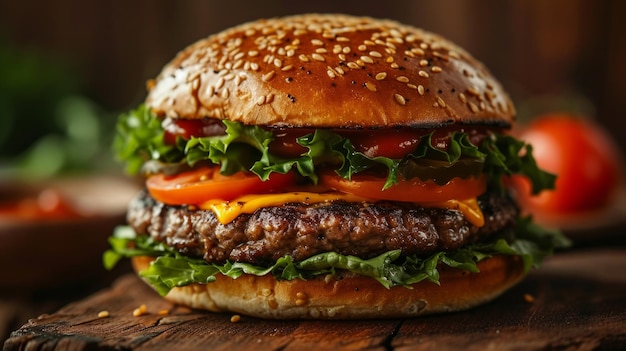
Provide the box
[0,175,139,291]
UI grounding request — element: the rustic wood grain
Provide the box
[4,248,626,351]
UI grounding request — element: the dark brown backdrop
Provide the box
[1,0,624,156]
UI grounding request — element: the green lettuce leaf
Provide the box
[112,105,555,193]
[103,217,570,295]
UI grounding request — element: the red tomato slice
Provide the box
[146,167,296,205]
[319,171,486,203]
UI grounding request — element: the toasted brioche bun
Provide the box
[146,14,514,128]
[132,254,525,319]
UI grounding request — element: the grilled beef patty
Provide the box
[127,190,518,265]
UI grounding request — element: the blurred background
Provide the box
[0,0,625,175]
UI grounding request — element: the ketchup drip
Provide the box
[162,117,226,144]
[162,117,496,159]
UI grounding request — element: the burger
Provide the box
[104,14,568,319]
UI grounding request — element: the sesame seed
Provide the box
[221,88,230,99]
[433,52,449,61]
[311,39,324,46]
[396,76,409,83]
[298,54,309,62]
[469,102,479,113]
[97,311,109,318]
[333,45,342,54]
[206,85,215,96]
[360,56,374,64]
[418,70,429,78]
[449,50,460,59]
[230,315,241,323]
[315,48,328,54]
[347,62,360,69]
[364,82,377,92]
[431,66,442,73]
[335,66,345,75]
[436,96,446,107]
[250,62,259,71]
[467,86,480,96]
[459,93,467,103]
[233,59,244,70]
[394,93,407,105]
[411,47,425,56]
[223,73,235,81]
[390,63,399,69]
[524,293,535,303]
[419,59,429,67]
[358,44,367,51]
[386,56,394,63]
[420,42,429,50]
[256,95,266,105]
[311,53,325,61]
[342,46,351,54]
[407,83,417,89]
[369,50,382,58]
[133,304,148,317]
[281,65,294,71]
[295,299,307,306]
[266,93,274,103]
[216,77,225,89]
[385,47,396,55]
[262,70,276,82]
[375,72,387,80]
[273,58,282,68]
[418,85,425,95]
[337,36,350,42]
[286,49,295,57]
[480,101,486,110]
[327,69,336,78]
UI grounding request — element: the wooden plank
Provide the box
[392,249,626,351]
[4,248,626,351]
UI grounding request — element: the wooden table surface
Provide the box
[4,245,626,351]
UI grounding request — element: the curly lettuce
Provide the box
[103,217,570,295]
[113,105,555,193]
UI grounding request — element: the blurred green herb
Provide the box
[0,37,117,178]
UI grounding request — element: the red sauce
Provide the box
[162,117,498,159]
[162,117,226,144]
[0,188,82,220]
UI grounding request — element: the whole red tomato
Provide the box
[512,114,623,217]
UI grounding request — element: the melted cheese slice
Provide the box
[201,192,485,227]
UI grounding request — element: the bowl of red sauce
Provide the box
[0,175,139,290]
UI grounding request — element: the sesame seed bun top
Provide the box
[146,14,515,128]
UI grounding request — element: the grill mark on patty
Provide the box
[127,190,518,265]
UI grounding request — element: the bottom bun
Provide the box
[132,255,525,319]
